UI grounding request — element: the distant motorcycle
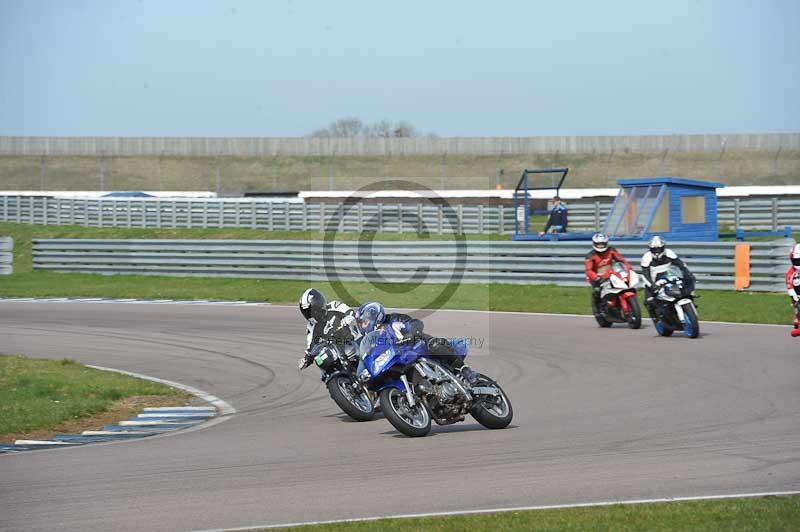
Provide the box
[356,329,513,437]
[647,267,700,339]
[593,261,642,329]
[308,340,375,421]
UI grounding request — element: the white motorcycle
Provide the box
[593,261,642,329]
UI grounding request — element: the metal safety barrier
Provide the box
[0,236,11,275]
[2,196,798,233]
[32,239,793,292]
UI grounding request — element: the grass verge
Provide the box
[0,223,793,325]
[264,495,800,531]
[0,354,191,443]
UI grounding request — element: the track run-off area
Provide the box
[0,301,798,532]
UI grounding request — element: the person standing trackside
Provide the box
[539,195,568,236]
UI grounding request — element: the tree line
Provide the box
[309,117,428,138]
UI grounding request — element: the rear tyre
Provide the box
[653,319,674,337]
[626,297,642,330]
[470,375,513,430]
[592,297,612,328]
[327,376,374,422]
[379,387,431,437]
[682,304,700,339]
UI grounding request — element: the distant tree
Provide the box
[391,121,417,138]
[310,117,365,138]
[309,117,422,138]
[365,119,394,138]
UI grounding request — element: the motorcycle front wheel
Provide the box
[626,297,642,329]
[327,375,374,422]
[380,387,431,437]
[470,374,513,430]
[682,304,700,339]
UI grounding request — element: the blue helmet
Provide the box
[356,302,385,334]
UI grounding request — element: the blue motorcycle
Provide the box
[357,329,513,437]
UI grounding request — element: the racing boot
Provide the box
[591,288,603,318]
[792,319,800,338]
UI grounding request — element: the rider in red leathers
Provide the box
[585,233,631,312]
[786,244,800,338]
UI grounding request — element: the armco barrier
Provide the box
[0,236,11,275]
[32,239,794,292]
[2,196,798,233]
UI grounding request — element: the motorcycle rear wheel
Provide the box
[380,387,431,437]
[470,374,513,430]
[653,319,674,337]
[327,376,374,422]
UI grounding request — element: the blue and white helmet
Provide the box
[355,302,385,334]
[649,236,666,258]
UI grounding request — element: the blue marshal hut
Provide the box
[604,177,724,242]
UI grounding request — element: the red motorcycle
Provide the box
[593,262,642,329]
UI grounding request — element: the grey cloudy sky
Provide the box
[1,0,798,137]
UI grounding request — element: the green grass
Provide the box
[2,152,798,191]
[0,354,183,440]
[0,223,792,325]
[266,496,800,532]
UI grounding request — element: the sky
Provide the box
[0,0,798,137]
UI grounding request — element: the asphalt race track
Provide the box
[1,302,798,532]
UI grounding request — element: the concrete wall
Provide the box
[2,134,798,157]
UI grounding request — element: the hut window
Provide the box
[681,195,706,224]
[650,192,669,232]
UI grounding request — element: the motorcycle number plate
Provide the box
[314,353,329,366]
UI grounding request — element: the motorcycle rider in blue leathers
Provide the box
[355,302,479,384]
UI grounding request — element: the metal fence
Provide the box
[32,239,793,292]
[2,196,798,233]
[0,236,11,275]
[2,134,799,156]
[1,196,513,233]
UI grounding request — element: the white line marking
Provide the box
[0,298,785,326]
[13,440,80,446]
[0,298,270,307]
[144,406,216,412]
[86,365,236,416]
[137,412,215,418]
[187,490,800,532]
[267,302,791,329]
[118,420,199,426]
[82,431,157,436]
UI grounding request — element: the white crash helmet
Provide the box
[649,236,666,258]
[591,233,609,253]
[791,243,800,270]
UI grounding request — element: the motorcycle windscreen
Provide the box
[360,330,399,377]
